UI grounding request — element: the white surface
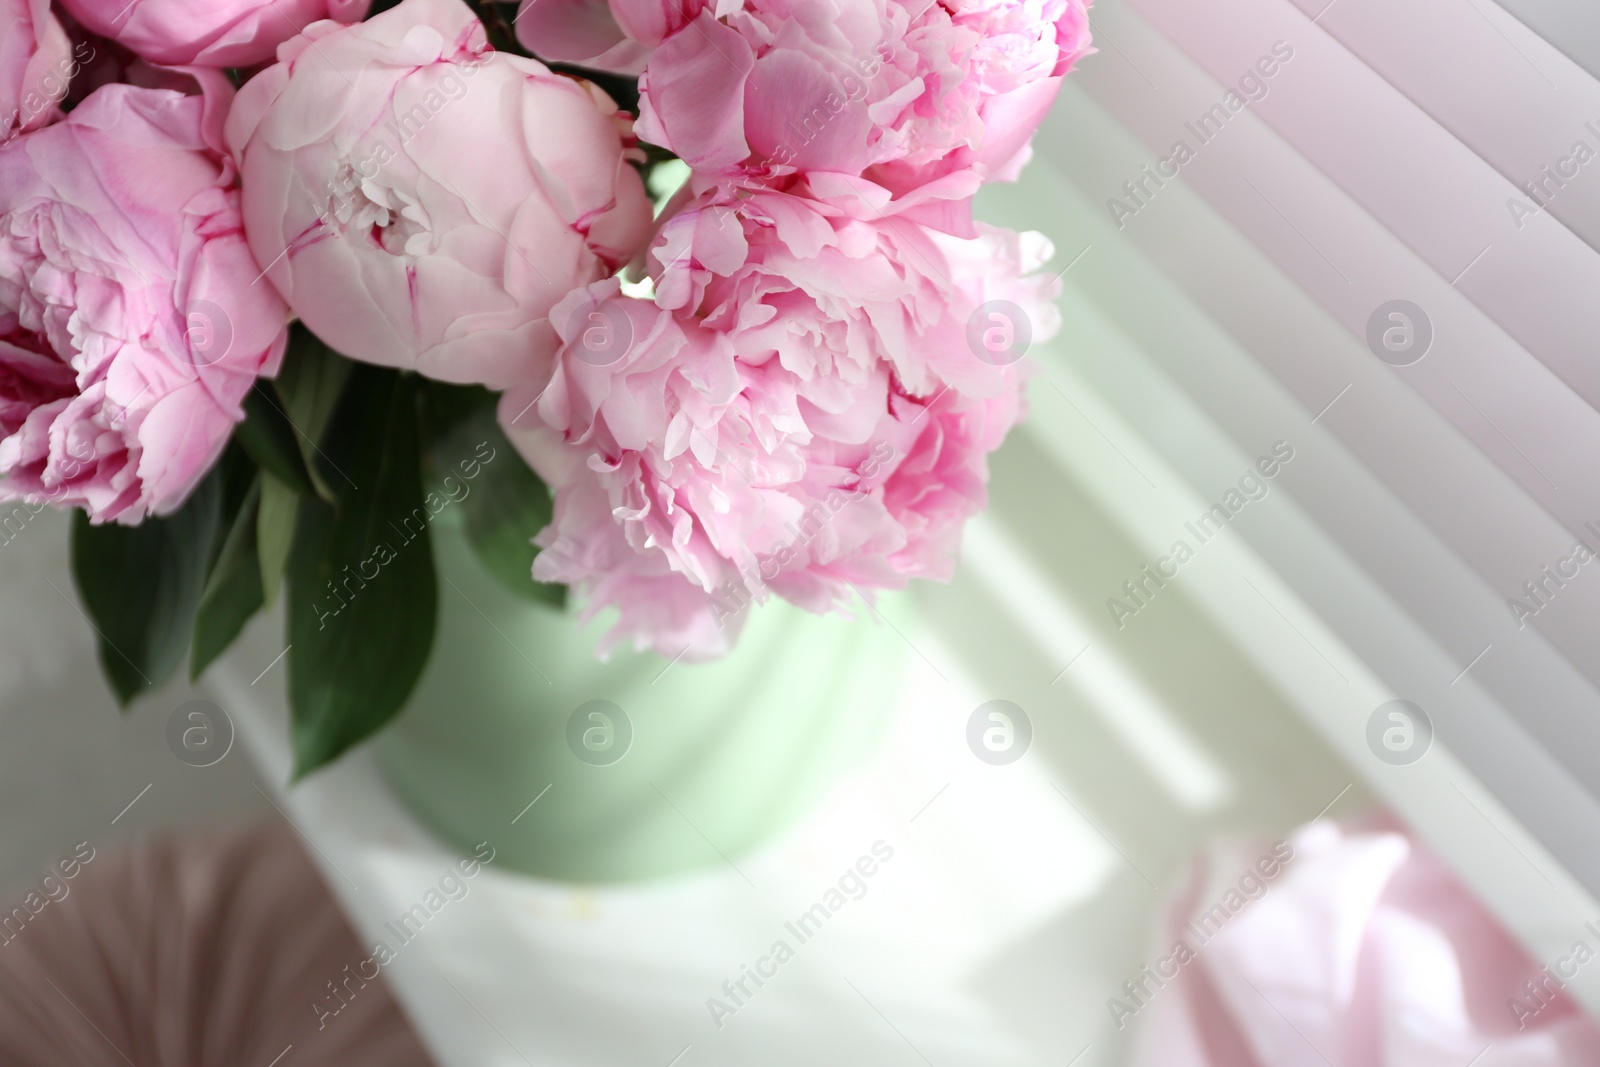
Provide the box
[209,351,1600,1064]
[205,364,1383,1066]
[212,591,1350,1067]
[208,354,1600,1065]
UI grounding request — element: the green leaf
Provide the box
[214,439,259,533]
[464,460,564,608]
[257,472,298,608]
[286,366,437,778]
[191,479,265,679]
[273,324,354,503]
[71,469,223,705]
[236,384,319,498]
[417,376,491,446]
[251,325,355,607]
[420,381,564,608]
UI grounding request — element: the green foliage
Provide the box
[256,473,298,608]
[236,383,321,499]
[75,322,564,773]
[274,324,354,501]
[286,366,438,778]
[71,470,222,704]
[191,480,264,679]
[421,381,563,608]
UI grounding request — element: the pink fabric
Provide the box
[1128,820,1600,1065]
[0,822,435,1066]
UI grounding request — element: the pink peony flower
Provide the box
[56,0,371,69]
[635,0,1092,202]
[1,0,76,141]
[0,86,290,523]
[227,0,654,389]
[499,187,1058,658]
[512,0,710,75]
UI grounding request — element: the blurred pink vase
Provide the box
[1129,820,1600,1065]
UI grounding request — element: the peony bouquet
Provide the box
[1,0,1087,774]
